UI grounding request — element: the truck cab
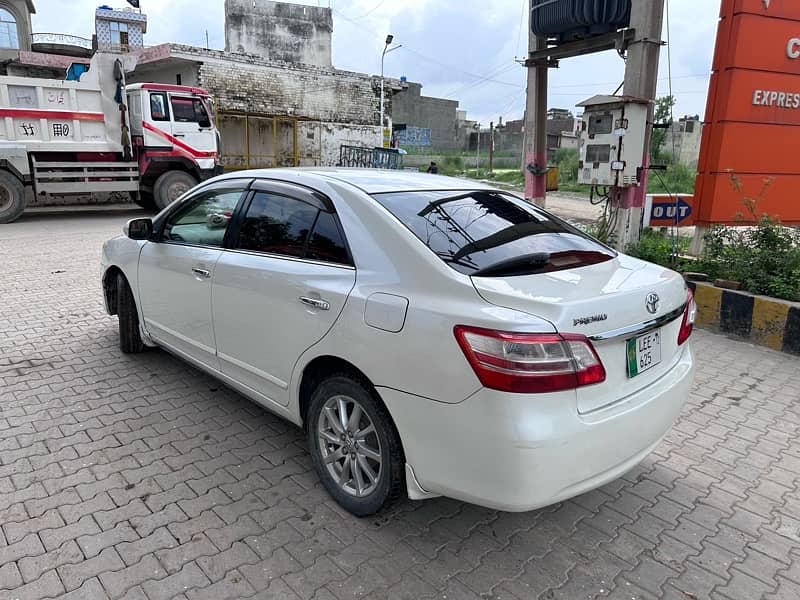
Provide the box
[0,54,224,223]
[127,83,222,209]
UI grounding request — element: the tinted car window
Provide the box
[372,190,615,276]
[306,211,349,264]
[163,190,243,247]
[236,192,351,265]
[237,193,318,258]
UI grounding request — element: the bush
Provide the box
[441,155,464,175]
[627,196,800,302]
[625,228,691,268]
[694,217,800,301]
[555,148,579,183]
[647,161,696,195]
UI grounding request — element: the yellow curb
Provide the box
[751,297,790,351]
[694,283,722,329]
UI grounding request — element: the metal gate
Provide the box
[217,111,322,171]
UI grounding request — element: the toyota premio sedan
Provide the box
[101,169,696,516]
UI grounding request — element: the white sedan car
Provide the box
[101,169,696,516]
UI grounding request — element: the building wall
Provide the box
[163,46,379,126]
[663,119,703,167]
[224,0,332,68]
[0,0,33,62]
[391,82,460,151]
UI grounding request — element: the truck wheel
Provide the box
[131,191,156,210]
[117,273,144,354]
[154,171,197,211]
[0,171,26,224]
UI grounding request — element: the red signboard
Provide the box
[695,0,800,224]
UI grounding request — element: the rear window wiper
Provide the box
[470,252,551,277]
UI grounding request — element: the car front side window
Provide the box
[162,189,244,247]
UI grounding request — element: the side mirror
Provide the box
[124,218,153,240]
[199,119,211,129]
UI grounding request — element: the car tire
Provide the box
[154,171,197,211]
[117,273,144,354]
[0,170,26,224]
[307,374,405,516]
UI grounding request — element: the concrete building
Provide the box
[225,0,332,68]
[493,112,579,162]
[95,5,147,53]
[129,43,386,168]
[662,115,703,167]
[0,0,34,61]
[391,81,462,151]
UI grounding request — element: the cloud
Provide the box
[31,0,718,123]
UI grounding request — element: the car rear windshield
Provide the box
[371,190,615,276]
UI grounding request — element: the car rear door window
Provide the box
[372,190,615,276]
[306,211,349,264]
[235,192,350,265]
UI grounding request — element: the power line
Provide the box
[331,8,522,88]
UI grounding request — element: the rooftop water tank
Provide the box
[531,0,631,43]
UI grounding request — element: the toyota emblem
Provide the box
[645,293,660,315]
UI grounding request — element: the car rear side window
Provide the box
[371,190,615,276]
[235,192,350,265]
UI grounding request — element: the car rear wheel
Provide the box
[117,273,144,354]
[308,375,404,516]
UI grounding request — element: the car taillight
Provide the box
[453,326,606,393]
[677,289,696,345]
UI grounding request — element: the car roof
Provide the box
[212,168,495,194]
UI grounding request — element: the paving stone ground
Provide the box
[2,211,800,600]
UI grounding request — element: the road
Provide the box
[1,210,799,600]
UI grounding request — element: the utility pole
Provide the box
[475,125,481,177]
[611,0,665,250]
[522,32,549,208]
[488,121,494,174]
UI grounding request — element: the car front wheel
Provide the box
[117,273,144,354]
[308,375,404,516]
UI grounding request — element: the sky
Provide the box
[31,0,722,124]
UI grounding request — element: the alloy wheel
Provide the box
[317,394,383,497]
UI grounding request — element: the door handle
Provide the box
[174,133,185,138]
[191,267,211,279]
[299,296,330,311]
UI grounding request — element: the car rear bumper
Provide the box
[380,343,695,512]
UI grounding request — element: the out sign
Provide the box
[645,194,696,227]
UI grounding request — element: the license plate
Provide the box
[627,329,662,377]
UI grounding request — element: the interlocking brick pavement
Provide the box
[3,212,800,599]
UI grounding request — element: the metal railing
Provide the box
[31,33,93,50]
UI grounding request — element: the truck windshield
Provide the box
[371,190,615,276]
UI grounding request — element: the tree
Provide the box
[650,95,676,160]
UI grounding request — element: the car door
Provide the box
[168,94,217,157]
[212,181,356,406]
[137,180,250,369]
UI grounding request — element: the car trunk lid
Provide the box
[471,254,689,414]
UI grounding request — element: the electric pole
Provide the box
[522,32,548,208]
[488,121,494,174]
[611,0,665,249]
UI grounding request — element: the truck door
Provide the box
[168,95,217,161]
[144,90,173,147]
